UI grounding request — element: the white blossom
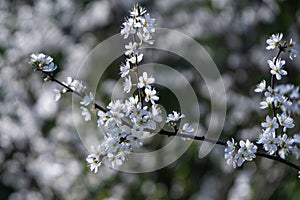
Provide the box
[62,77,85,93]
[146,104,162,130]
[268,58,287,80]
[128,53,143,64]
[261,115,279,134]
[125,42,139,56]
[137,72,155,88]
[277,134,294,159]
[140,13,155,33]
[42,62,58,72]
[277,112,295,132]
[80,92,94,106]
[166,111,185,123]
[144,87,159,104]
[29,53,57,72]
[257,132,280,155]
[81,106,91,121]
[259,97,274,109]
[130,5,147,17]
[224,139,237,168]
[287,39,297,60]
[120,18,136,39]
[86,146,102,173]
[238,140,257,161]
[179,123,194,140]
[254,80,266,93]
[123,76,133,93]
[119,61,131,77]
[137,30,154,44]
[294,134,300,144]
[266,33,283,50]
[53,88,61,102]
[97,111,109,127]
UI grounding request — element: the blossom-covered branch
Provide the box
[225,33,300,177]
[28,4,300,178]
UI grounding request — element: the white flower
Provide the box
[53,88,61,102]
[130,5,147,17]
[259,97,273,109]
[137,30,154,44]
[128,53,143,64]
[294,134,300,144]
[290,145,299,160]
[29,53,45,63]
[129,102,149,126]
[166,111,185,123]
[255,80,267,93]
[268,58,287,80]
[123,76,133,93]
[127,128,143,149]
[125,42,139,56]
[107,99,126,114]
[29,53,57,72]
[287,39,297,60]
[288,48,297,60]
[81,106,91,121]
[278,134,294,159]
[144,87,159,104]
[137,72,155,88]
[62,77,84,93]
[290,86,299,99]
[298,171,300,179]
[261,115,279,134]
[119,61,131,78]
[179,123,194,140]
[224,139,237,168]
[42,62,57,72]
[140,13,155,33]
[232,140,257,168]
[146,104,162,130]
[107,153,123,168]
[238,139,257,161]
[86,146,102,173]
[277,112,295,132]
[97,111,109,127]
[80,92,94,106]
[125,95,139,111]
[266,33,283,50]
[120,18,136,39]
[257,132,280,155]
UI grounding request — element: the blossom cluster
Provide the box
[225,33,300,177]
[28,4,196,174]
[28,5,299,178]
[29,53,96,122]
[85,4,194,173]
[256,34,299,160]
[29,53,57,72]
[225,139,257,168]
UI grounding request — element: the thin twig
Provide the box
[42,71,106,112]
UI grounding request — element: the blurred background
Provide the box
[0,0,300,199]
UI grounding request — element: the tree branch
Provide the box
[39,70,300,171]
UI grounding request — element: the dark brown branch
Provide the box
[256,152,300,171]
